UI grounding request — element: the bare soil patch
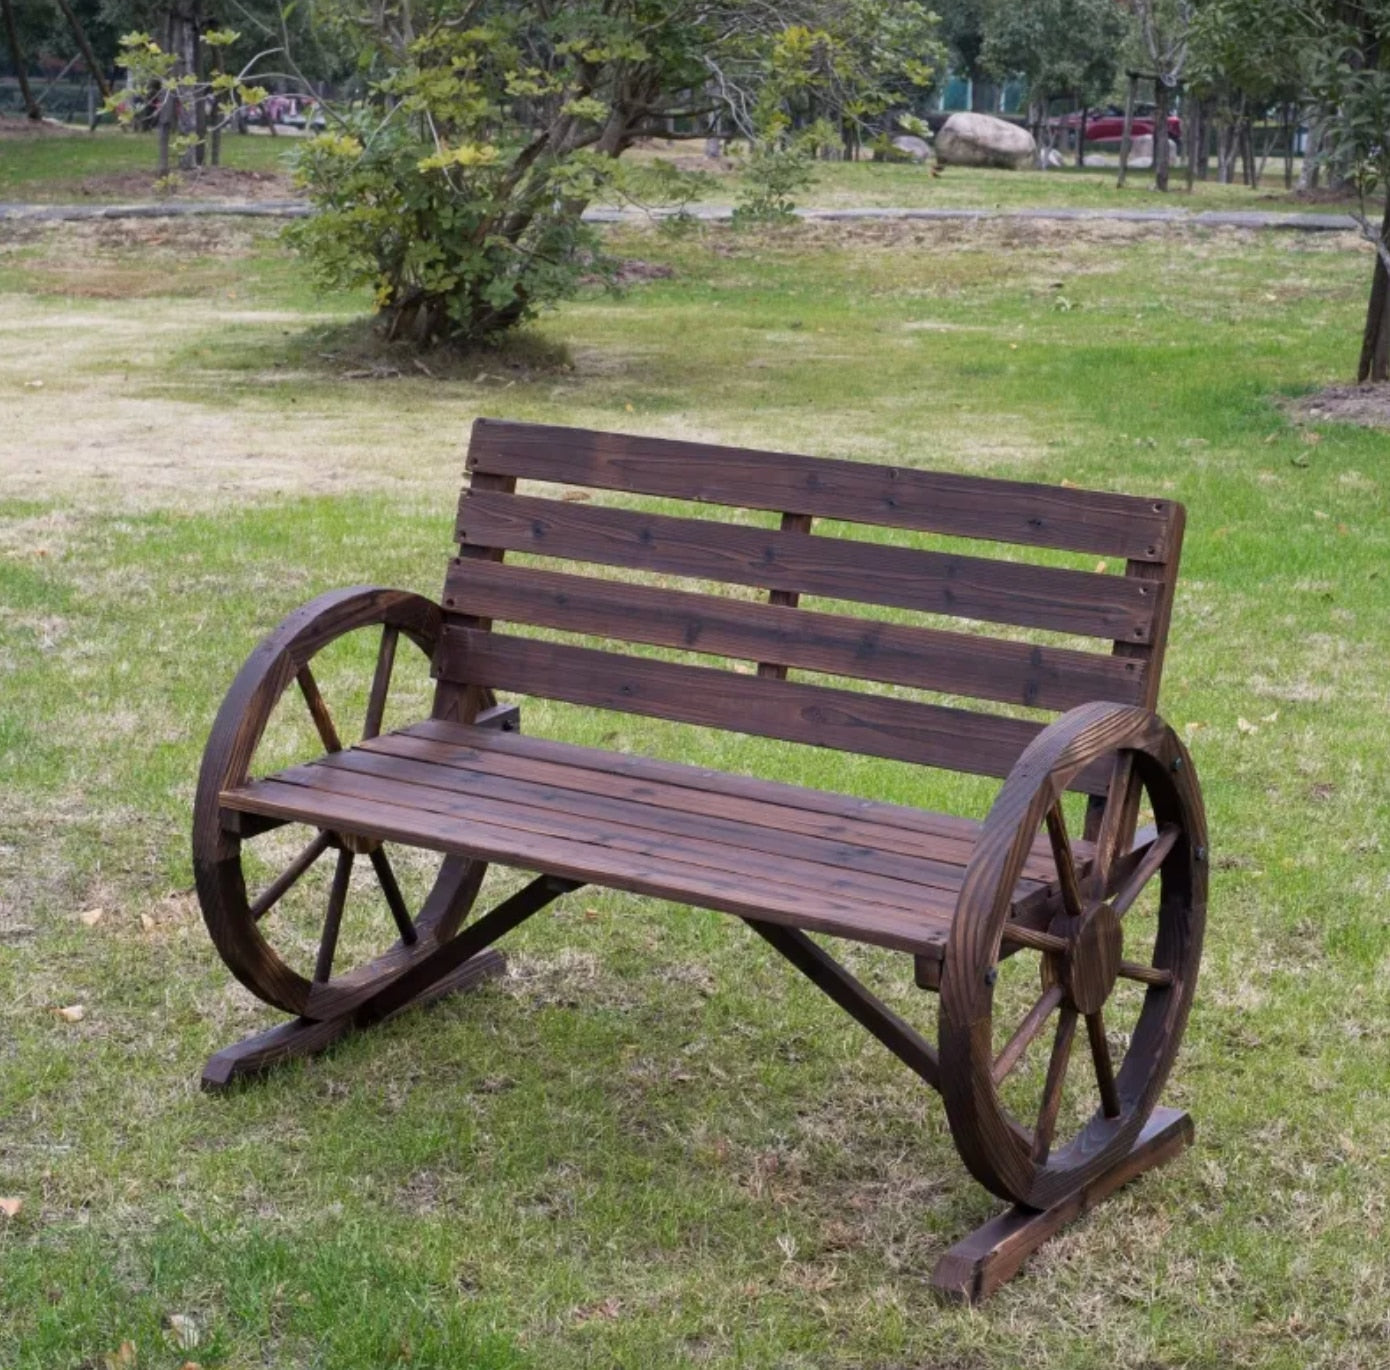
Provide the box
[1290,382,1390,429]
[72,166,295,202]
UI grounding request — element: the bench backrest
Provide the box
[433,420,1185,796]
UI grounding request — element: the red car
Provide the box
[1056,111,1183,143]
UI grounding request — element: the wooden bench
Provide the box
[193,418,1207,1301]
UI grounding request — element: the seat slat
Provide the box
[363,724,1081,886]
[467,419,1177,563]
[443,559,1147,711]
[315,745,1058,901]
[436,627,1114,792]
[264,755,981,916]
[222,777,956,955]
[455,492,1157,643]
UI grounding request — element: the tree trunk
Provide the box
[0,0,41,120]
[166,0,201,170]
[1076,104,1087,168]
[1153,80,1171,192]
[1298,116,1324,192]
[1357,198,1390,383]
[1184,98,1199,192]
[1117,74,1137,188]
[52,0,110,101]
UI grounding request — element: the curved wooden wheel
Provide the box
[192,587,489,1020]
[939,702,1207,1211]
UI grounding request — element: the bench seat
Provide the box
[221,717,1091,962]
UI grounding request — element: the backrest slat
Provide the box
[438,626,1114,793]
[441,560,1149,713]
[455,491,1158,643]
[467,419,1177,562]
[436,420,1186,793]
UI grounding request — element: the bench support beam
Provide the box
[745,920,940,1092]
[930,1106,1194,1304]
[201,872,581,1090]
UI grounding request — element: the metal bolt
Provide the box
[1195,845,1207,863]
[984,966,998,987]
[1171,756,1184,771]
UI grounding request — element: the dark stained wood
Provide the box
[465,419,1179,562]
[759,511,814,679]
[201,949,507,1091]
[441,560,1148,712]
[219,775,959,957]
[930,1108,1194,1304]
[193,424,1202,1302]
[438,628,1115,792]
[362,724,1085,886]
[453,491,1159,642]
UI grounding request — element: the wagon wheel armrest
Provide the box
[194,586,443,831]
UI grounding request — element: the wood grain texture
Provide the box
[453,491,1159,642]
[938,701,1207,1210]
[930,1107,1194,1303]
[465,419,1179,562]
[442,560,1147,711]
[438,627,1114,792]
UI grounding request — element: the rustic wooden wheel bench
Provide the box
[193,418,1207,1301]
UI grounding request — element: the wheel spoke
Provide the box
[1089,753,1138,898]
[362,625,399,742]
[1118,959,1174,988]
[992,983,1065,1085]
[1044,801,1085,920]
[1032,1005,1077,1164]
[1086,1010,1122,1118]
[249,830,331,922]
[313,848,354,983]
[297,664,343,753]
[369,846,418,946]
[1111,823,1181,916]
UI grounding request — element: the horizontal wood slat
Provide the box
[466,419,1178,563]
[454,492,1158,643]
[443,560,1147,712]
[436,628,1113,792]
[221,776,956,955]
[363,724,1085,887]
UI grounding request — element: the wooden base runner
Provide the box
[931,1107,1194,1304]
[201,949,507,1091]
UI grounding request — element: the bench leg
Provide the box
[931,1107,1194,1304]
[201,949,508,1091]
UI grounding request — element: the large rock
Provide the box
[934,113,1035,170]
[890,134,932,163]
[1123,134,1180,169]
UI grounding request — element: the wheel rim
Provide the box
[192,590,487,1018]
[940,706,1207,1211]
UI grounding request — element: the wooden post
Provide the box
[1117,73,1137,188]
[1153,79,1172,192]
[1076,103,1088,169]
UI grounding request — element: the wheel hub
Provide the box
[1052,902,1123,1015]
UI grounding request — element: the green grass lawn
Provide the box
[0,213,1387,1369]
[0,123,1374,218]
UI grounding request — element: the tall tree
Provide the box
[1,0,42,118]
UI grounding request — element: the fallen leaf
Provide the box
[1184,721,1205,736]
[624,402,635,412]
[1260,710,1279,724]
[164,1314,200,1350]
[0,1196,22,1217]
[559,489,591,502]
[573,1297,621,1324]
[25,379,44,389]
[104,1342,136,1369]
[140,913,156,932]
[179,1363,203,1370]
[55,1004,86,1022]
[79,907,104,927]
[1313,509,1329,520]
[1060,478,1078,489]
[1094,559,1108,574]
[1235,717,1257,736]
